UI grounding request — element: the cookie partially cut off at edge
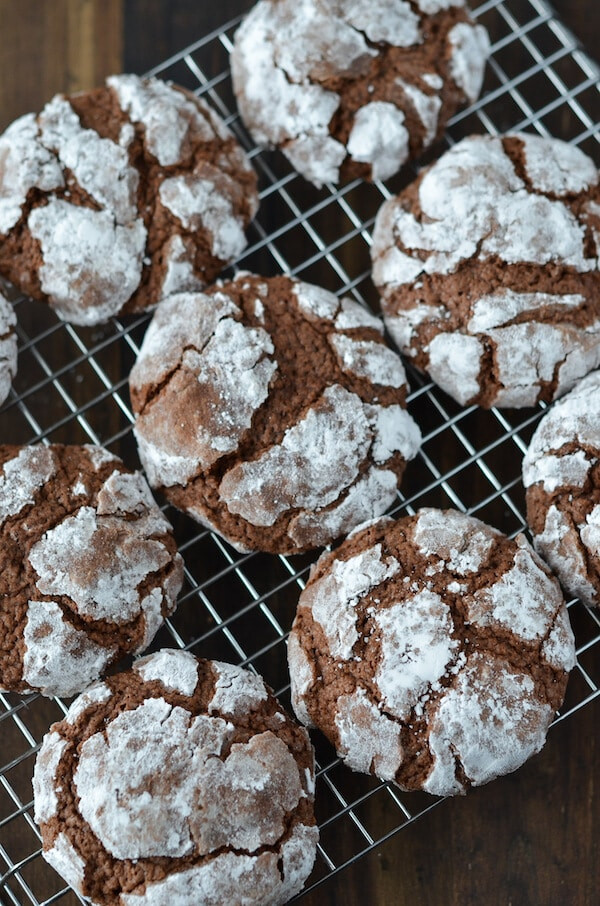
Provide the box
[0,444,183,698]
[231,0,489,188]
[0,292,17,406]
[33,650,318,906]
[0,74,258,325]
[523,369,600,608]
[371,133,600,408]
[129,273,422,554]
[288,508,575,796]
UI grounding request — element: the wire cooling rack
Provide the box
[1,1,600,903]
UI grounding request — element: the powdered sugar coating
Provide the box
[374,590,459,718]
[0,74,258,325]
[22,599,116,698]
[0,445,56,523]
[0,293,17,406]
[346,102,410,182]
[32,732,67,824]
[373,134,600,408]
[208,661,269,716]
[35,653,318,905]
[134,648,199,696]
[131,275,421,553]
[425,654,553,795]
[0,113,63,235]
[231,0,488,187]
[0,444,184,698]
[335,688,404,780]
[523,369,600,607]
[29,198,147,325]
[289,508,574,795]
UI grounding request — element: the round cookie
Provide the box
[0,444,183,698]
[288,509,575,796]
[523,369,600,608]
[0,74,258,325]
[129,274,422,554]
[231,0,489,188]
[0,292,17,406]
[371,133,600,408]
[33,649,318,906]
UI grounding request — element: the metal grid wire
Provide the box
[1,0,600,902]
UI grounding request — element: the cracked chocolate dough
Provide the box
[0,444,183,698]
[129,273,422,554]
[523,369,600,608]
[33,649,318,906]
[288,508,575,796]
[0,292,17,406]
[230,0,489,188]
[371,132,600,408]
[0,74,258,325]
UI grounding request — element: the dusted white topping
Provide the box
[468,290,586,334]
[43,833,86,894]
[524,450,592,493]
[330,334,408,388]
[335,687,403,780]
[374,590,458,719]
[385,302,446,348]
[293,280,339,321]
[130,290,238,392]
[424,654,553,796]
[107,74,225,166]
[534,505,598,606]
[288,633,316,726]
[395,77,442,145]
[64,681,111,725]
[160,235,204,297]
[28,198,147,325]
[159,171,247,262]
[84,443,119,470]
[366,403,422,463]
[333,0,421,47]
[413,508,498,574]
[347,102,409,181]
[0,293,17,406]
[38,95,138,223]
[0,113,64,235]
[22,599,115,698]
[427,333,483,405]
[447,23,490,103]
[29,503,171,621]
[375,135,596,289]
[523,369,600,490]
[33,732,67,824]
[74,698,304,862]
[0,445,55,524]
[542,605,577,672]
[135,649,199,696]
[208,661,269,716]
[519,132,599,195]
[219,385,371,527]
[416,0,464,10]
[288,468,399,549]
[303,543,399,659]
[467,538,569,646]
[335,297,383,332]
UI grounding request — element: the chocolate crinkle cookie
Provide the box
[523,369,600,608]
[33,649,318,906]
[0,444,183,698]
[129,274,422,554]
[0,74,258,325]
[288,509,575,797]
[0,292,17,406]
[231,0,489,188]
[372,133,600,408]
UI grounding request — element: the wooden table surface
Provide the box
[0,2,599,905]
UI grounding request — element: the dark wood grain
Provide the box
[0,3,599,905]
